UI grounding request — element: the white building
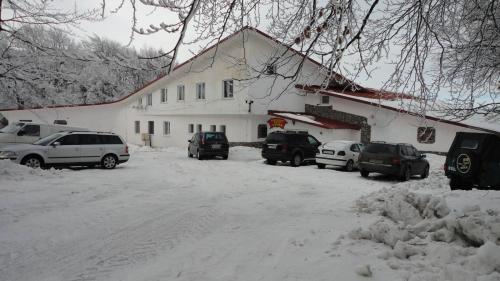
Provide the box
[1,27,498,153]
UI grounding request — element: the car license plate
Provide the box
[212,144,221,149]
[369,159,383,164]
[322,150,334,155]
[267,144,277,149]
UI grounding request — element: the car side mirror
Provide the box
[317,142,322,146]
[420,154,426,159]
[188,140,191,143]
[52,142,61,147]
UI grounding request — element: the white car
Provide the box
[315,140,364,171]
[0,131,130,169]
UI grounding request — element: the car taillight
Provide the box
[444,163,447,171]
[282,144,288,152]
[392,157,401,165]
[358,154,362,161]
[201,137,205,145]
[125,145,129,154]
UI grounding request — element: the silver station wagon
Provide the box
[0,131,130,169]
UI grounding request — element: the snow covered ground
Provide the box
[0,147,499,281]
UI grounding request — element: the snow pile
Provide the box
[348,188,500,280]
[0,159,59,181]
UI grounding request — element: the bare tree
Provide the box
[111,0,498,119]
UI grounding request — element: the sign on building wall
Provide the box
[267,118,287,129]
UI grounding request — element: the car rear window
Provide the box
[460,139,479,150]
[203,133,226,142]
[100,135,123,144]
[266,133,287,143]
[364,143,397,154]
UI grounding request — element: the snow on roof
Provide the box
[297,85,500,134]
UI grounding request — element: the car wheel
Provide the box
[360,170,369,178]
[317,163,326,169]
[266,159,276,165]
[345,160,354,172]
[101,154,118,169]
[400,166,411,181]
[21,155,44,169]
[196,150,203,160]
[188,150,192,158]
[421,165,429,179]
[291,153,303,167]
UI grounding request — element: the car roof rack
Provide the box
[370,141,386,143]
[283,130,308,134]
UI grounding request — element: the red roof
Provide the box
[269,110,361,130]
[296,84,414,100]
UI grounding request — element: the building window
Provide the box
[196,82,205,100]
[148,121,154,135]
[188,124,194,133]
[210,125,216,132]
[146,93,153,106]
[138,97,142,106]
[134,121,140,134]
[265,64,276,75]
[177,85,185,101]
[219,125,226,134]
[417,127,436,144]
[161,88,167,103]
[321,95,330,104]
[197,124,202,132]
[223,79,233,98]
[257,124,267,138]
[163,121,170,135]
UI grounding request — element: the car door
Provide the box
[412,146,426,174]
[46,134,81,164]
[188,134,196,155]
[305,135,320,160]
[78,134,102,163]
[349,144,362,165]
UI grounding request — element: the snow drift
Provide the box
[349,187,500,280]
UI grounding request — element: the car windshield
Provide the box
[364,143,397,154]
[33,133,64,146]
[0,122,24,133]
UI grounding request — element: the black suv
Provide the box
[188,132,229,160]
[261,131,321,166]
[358,142,429,181]
[445,132,500,190]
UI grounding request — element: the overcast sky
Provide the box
[64,0,390,89]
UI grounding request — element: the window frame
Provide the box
[188,124,194,133]
[222,79,234,98]
[196,82,206,100]
[321,95,330,104]
[160,88,167,103]
[417,127,436,144]
[210,125,216,132]
[196,124,202,133]
[163,121,171,136]
[146,93,153,106]
[219,125,226,134]
[134,121,140,134]
[177,85,185,101]
[257,124,267,139]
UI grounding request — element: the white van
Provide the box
[0,122,87,148]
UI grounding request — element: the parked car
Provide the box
[444,132,500,190]
[0,131,129,169]
[188,132,229,160]
[316,140,364,171]
[358,142,429,181]
[261,131,321,167]
[0,122,86,148]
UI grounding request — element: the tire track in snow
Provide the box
[68,206,219,281]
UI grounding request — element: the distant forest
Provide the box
[0,26,170,109]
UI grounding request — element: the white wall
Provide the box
[0,104,126,137]
[306,94,482,152]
